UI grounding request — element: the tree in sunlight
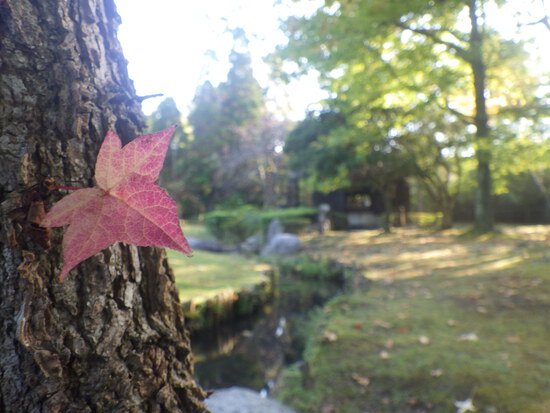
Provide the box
[147,97,187,185]
[275,0,547,231]
[179,34,289,214]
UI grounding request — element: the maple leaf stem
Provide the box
[51,185,84,191]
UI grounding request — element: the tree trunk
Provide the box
[381,188,392,233]
[528,169,550,223]
[0,1,208,412]
[439,196,456,230]
[469,0,494,232]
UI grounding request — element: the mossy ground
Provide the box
[275,225,550,413]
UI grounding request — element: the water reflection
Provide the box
[191,263,349,392]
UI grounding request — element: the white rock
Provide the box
[261,233,301,256]
[205,387,296,413]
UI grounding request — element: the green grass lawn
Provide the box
[275,225,550,413]
[180,220,214,240]
[167,223,269,303]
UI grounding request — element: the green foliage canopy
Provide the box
[275,0,548,229]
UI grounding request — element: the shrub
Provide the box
[203,206,261,245]
[259,207,318,237]
[204,206,318,246]
[275,255,349,283]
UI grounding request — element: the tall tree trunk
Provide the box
[439,195,456,230]
[0,1,208,412]
[469,0,494,232]
[528,169,550,223]
[381,187,392,233]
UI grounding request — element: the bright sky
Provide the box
[115,0,325,119]
[115,0,549,120]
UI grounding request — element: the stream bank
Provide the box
[182,256,362,392]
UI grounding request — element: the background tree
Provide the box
[398,105,467,229]
[185,80,225,213]
[0,1,207,411]
[182,36,288,214]
[514,0,550,30]
[147,97,187,186]
[493,113,550,222]
[256,112,291,208]
[285,109,349,194]
[212,47,265,207]
[285,108,414,231]
[275,0,545,231]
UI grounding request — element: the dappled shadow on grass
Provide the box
[303,225,549,281]
[276,225,550,413]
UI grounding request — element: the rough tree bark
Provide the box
[0,1,209,412]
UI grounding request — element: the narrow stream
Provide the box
[190,258,349,392]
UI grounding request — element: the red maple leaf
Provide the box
[42,126,191,280]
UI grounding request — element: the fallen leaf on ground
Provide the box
[466,292,482,299]
[352,322,363,330]
[321,404,335,413]
[351,373,370,387]
[476,306,488,314]
[457,333,479,342]
[373,319,392,329]
[454,397,476,413]
[503,289,518,297]
[430,368,444,377]
[407,397,418,406]
[339,303,351,312]
[529,278,542,287]
[506,335,521,343]
[322,330,338,342]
